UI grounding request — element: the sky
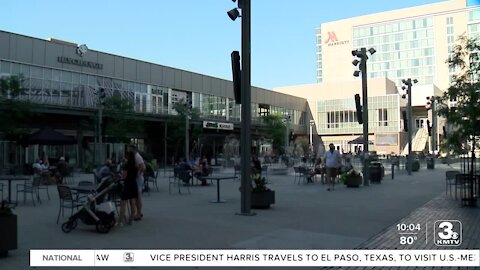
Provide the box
[1,0,445,90]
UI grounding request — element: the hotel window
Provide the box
[378,109,388,127]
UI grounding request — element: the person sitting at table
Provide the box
[95,159,113,184]
[194,160,210,186]
[299,157,315,183]
[55,157,68,184]
[32,159,47,172]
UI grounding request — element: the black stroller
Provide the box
[61,176,120,234]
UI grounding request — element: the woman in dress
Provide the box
[118,151,138,226]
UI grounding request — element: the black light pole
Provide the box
[228,0,253,215]
[401,78,417,175]
[352,47,375,186]
[426,96,437,168]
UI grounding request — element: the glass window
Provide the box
[1,62,10,74]
[31,66,42,79]
[61,71,72,83]
[52,69,60,81]
[21,65,30,77]
[43,68,51,80]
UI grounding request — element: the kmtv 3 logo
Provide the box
[434,220,462,246]
[324,32,338,44]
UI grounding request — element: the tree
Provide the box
[0,75,36,141]
[438,34,480,176]
[167,101,203,159]
[261,114,287,155]
[102,94,144,143]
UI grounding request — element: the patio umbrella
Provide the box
[347,136,374,145]
[22,127,76,145]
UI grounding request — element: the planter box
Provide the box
[251,190,275,209]
[0,215,17,257]
[345,175,362,188]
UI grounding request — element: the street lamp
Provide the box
[401,78,418,175]
[309,120,315,152]
[426,96,437,157]
[228,0,253,216]
[352,47,375,186]
[283,115,291,155]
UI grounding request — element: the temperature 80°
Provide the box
[400,236,418,245]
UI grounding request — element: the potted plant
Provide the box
[0,200,17,257]
[341,170,363,188]
[251,174,275,209]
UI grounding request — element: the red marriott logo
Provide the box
[324,31,349,46]
[324,32,338,43]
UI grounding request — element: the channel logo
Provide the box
[123,252,134,263]
[434,220,462,246]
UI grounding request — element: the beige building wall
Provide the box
[318,0,471,94]
[274,78,398,126]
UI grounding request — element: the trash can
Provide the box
[426,157,434,169]
[369,162,384,183]
[412,160,420,171]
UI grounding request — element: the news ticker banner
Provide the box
[30,249,479,267]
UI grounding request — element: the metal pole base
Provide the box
[235,212,256,216]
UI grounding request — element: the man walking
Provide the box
[324,143,341,191]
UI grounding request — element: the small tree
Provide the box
[261,114,287,155]
[102,95,144,143]
[167,101,203,159]
[438,34,480,175]
[0,75,36,141]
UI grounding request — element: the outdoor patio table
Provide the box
[0,175,31,204]
[198,176,237,203]
[68,185,96,194]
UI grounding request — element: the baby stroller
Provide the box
[61,176,119,234]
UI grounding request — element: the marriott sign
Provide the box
[324,31,349,46]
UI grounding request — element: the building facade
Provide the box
[277,0,480,155]
[0,30,308,167]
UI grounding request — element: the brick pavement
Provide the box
[321,193,480,270]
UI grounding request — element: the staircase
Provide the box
[402,128,429,155]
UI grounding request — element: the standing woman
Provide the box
[118,151,138,226]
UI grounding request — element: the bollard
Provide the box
[391,164,395,180]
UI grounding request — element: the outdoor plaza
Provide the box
[0,159,479,269]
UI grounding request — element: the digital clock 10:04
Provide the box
[396,223,421,231]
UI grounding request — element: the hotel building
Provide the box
[276,0,480,155]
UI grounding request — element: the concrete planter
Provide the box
[344,175,362,188]
[0,215,17,257]
[251,190,275,209]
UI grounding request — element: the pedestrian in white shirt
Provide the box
[324,143,341,191]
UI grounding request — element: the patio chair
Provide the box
[56,185,83,224]
[16,176,42,206]
[297,167,309,184]
[0,183,4,201]
[445,170,460,198]
[169,167,191,195]
[293,167,300,184]
[145,169,159,192]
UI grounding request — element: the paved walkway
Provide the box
[0,163,478,270]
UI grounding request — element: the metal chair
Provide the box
[169,167,191,195]
[293,167,300,184]
[445,170,460,198]
[16,176,41,205]
[297,167,309,184]
[145,169,160,192]
[0,183,4,201]
[56,185,83,224]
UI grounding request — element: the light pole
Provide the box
[97,88,106,164]
[228,0,253,215]
[309,120,315,152]
[426,95,437,156]
[401,78,418,175]
[352,47,376,186]
[283,115,291,155]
